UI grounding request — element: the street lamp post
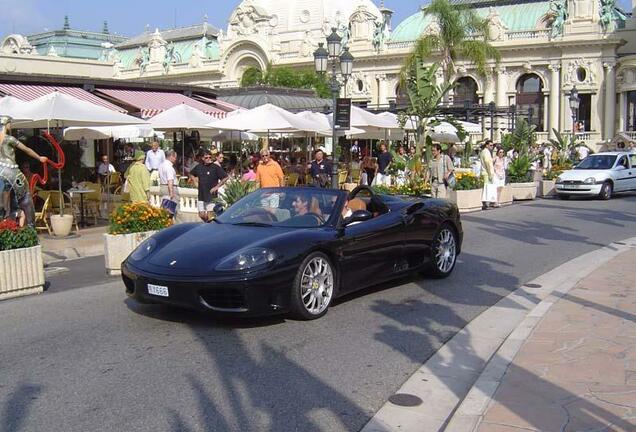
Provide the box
[569,86,580,134]
[314,28,354,189]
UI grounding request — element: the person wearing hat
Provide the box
[0,116,48,224]
[125,150,151,203]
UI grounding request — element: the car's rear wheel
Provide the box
[290,252,335,320]
[425,224,458,279]
[599,181,612,200]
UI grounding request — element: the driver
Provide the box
[291,194,310,216]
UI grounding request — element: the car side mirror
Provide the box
[614,165,626,171]
[213,203,225,215]
[344,210,373,226]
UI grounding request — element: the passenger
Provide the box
[291,194,310,216]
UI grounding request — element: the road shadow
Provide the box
[1,383,43,432]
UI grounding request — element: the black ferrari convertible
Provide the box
[122,186,463,320]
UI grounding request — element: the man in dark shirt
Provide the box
[376,142,393,186]
[310,150,332,188]
[189,149,228,222]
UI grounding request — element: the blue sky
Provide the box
[0,0,632,37]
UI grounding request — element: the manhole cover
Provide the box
[388,393,423,407]
[524,283,542,289]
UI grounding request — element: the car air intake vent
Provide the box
[563,180,583,185]
[199,288,247,311]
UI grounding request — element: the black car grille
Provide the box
[562,180,584,185]
[199,288,247,311]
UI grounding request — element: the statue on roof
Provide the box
[163,42,180,73]
[549,0,568,40]
[137,47,150,73]
[599,0,625,33]
[337,21,352,49]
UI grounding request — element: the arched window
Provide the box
[454,77,478,106]
[395,83,408,107]
[516,74,545,131]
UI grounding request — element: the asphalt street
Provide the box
[1,195,635,432]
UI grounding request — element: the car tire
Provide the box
[289,252,336,320]
[558,194,570,200]
[425,223,458,279]
[599,181,612,200]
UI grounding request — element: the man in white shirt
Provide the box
[97,154,116,185]
[159,149,178,203]
[145,141,165,184]
[577,144,589,161]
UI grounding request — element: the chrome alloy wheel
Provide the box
[435,228,457,274]
[300,257,334,315]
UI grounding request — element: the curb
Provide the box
[42,244,104,265]
[361,236,636,432]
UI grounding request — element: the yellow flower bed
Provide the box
[454,171,484,191]
[109,202,173,235]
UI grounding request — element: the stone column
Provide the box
[548,63,561,138]
[484,70,495,104]
[619,91,627,132]
[495,66,507,140]
[376,74,387,109]
[604,62,616,140]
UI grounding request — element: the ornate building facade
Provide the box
[2,0,636,146]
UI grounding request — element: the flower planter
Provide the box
[50,214,74,237]
[510,182,538,201]
[0,245,45,300]
[104,230,156,276]
[499,184,513,206]
[448,189,483,213]
[538,179,556,198]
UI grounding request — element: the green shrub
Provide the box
[0,220,39,251]
[219,179,257,207]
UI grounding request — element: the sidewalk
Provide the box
[39,225,107,264]
[448,248,636,432]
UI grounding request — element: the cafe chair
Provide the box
[34,194,52,235]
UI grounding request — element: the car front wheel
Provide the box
[599,181,612,200]
[290,252,335,320]
[425,224,458,279]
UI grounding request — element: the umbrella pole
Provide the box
[182,129,185,176]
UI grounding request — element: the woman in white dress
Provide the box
[492,148,507,207]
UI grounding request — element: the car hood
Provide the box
[558,169,610,181]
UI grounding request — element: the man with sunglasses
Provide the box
[190,149,228,222]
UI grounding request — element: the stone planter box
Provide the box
[0,245,45,300]
[448,188,483,213]
[510,182,538,201]
[499,184,513,206]
[104,230,156,276]
[538,179,556,198]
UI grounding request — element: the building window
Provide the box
[516,74,545,131]
[627,91,636,131]
[454,77,478,106]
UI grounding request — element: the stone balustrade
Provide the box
[149,186,200,223]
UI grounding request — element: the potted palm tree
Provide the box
[504,120,538,200]
[0,219,44,300]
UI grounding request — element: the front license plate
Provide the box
[148,284,169,297]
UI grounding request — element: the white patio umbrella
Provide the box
[149,103,217,173]
[13,91,147,129]
[63,124,157,141]
[208,103,318,133]
[209,130,259,141]
[0,96,33,121]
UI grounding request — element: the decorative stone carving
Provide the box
[46,45,59,57]
[300,31,316,57]
[599,0,624,33]
[300,10,311,24]
[486,7,508,41]
[148,29,167,64]
[136,46,150,72]
[229,1,272,36]
[1,34,35,55]
[522,61,533,72]
[346,72,373,97]
[350,4,377,41]
[565,58,596,86]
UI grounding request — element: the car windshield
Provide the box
[216,188,343,228]
[575,155,617,170]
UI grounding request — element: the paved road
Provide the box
[2,195,635,432]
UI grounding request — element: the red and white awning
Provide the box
[0,83,126,113]
[96,89,227,119]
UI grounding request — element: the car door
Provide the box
[613,155,632,192]
[337,211,405,294]
[629,154,636,190]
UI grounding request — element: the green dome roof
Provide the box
[391,1,552,43]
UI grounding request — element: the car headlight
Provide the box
[216,248,277,271]
[555,176,563,184]
[130,238,157,261]
[583,177,596,184]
